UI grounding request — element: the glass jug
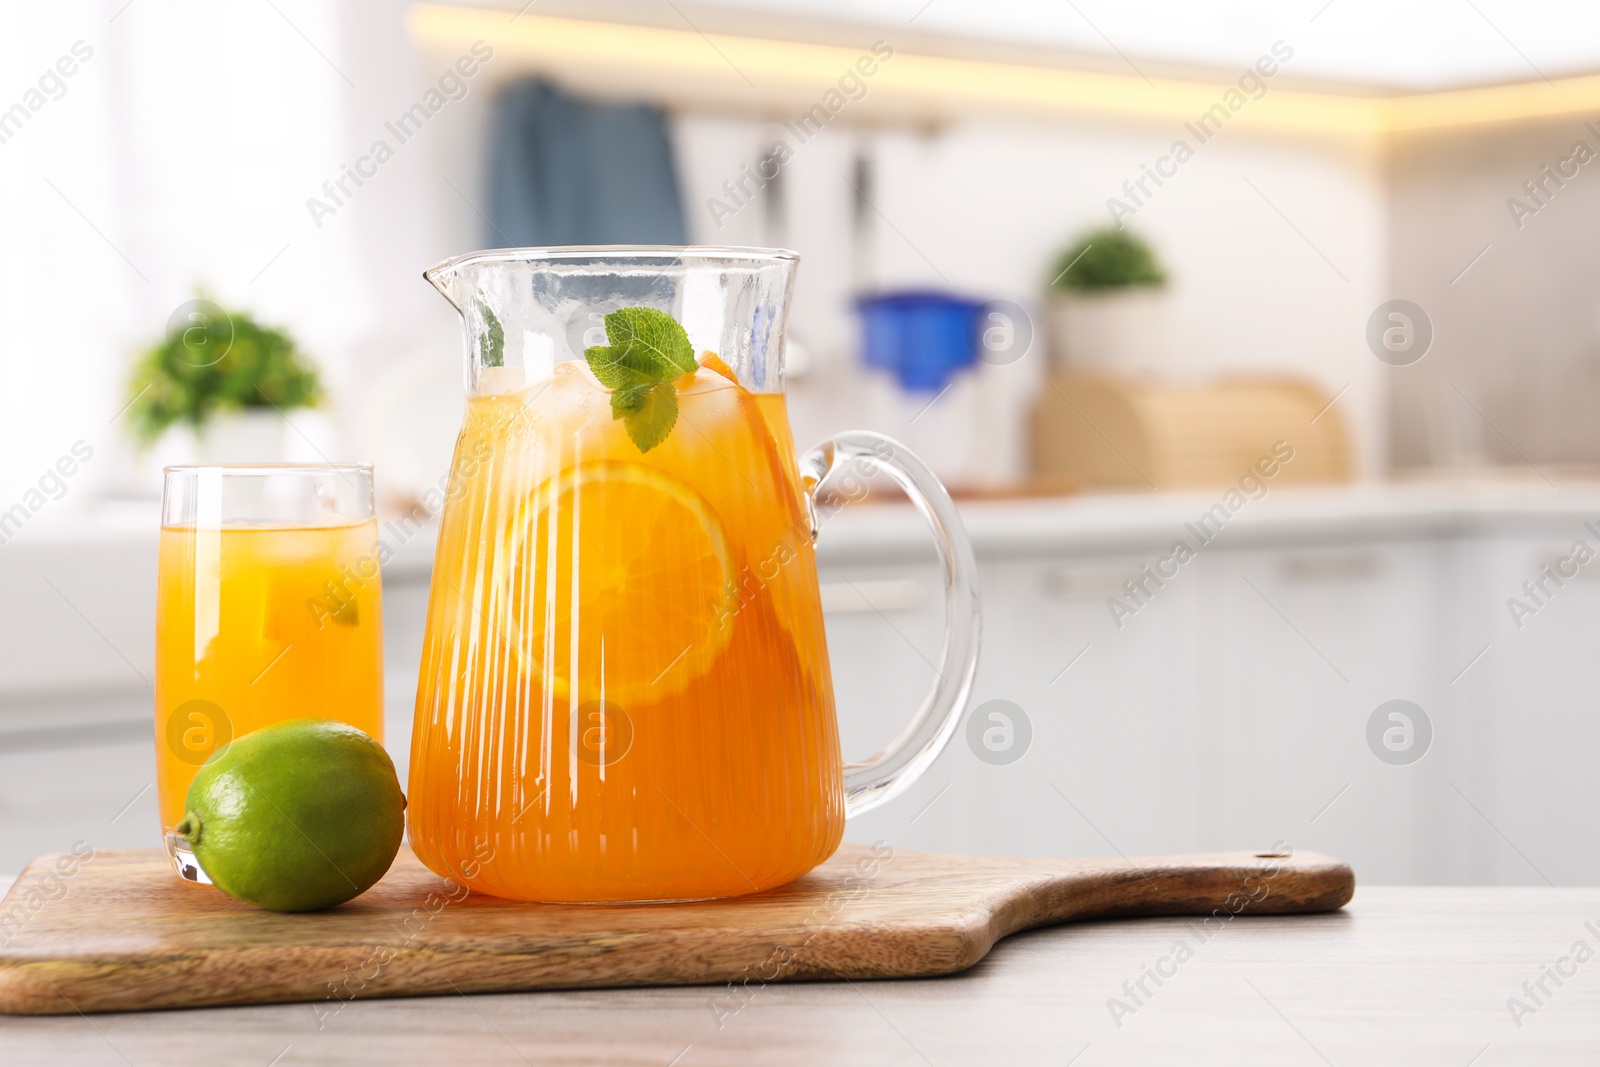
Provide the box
[411,247,980,902]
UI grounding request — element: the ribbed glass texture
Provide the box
[410,250,844,902]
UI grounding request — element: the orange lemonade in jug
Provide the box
[408,355,845,901]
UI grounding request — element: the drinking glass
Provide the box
[155,464,384,880]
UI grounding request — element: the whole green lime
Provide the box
[177,718,405,913]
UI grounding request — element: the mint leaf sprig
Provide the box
[584,307,698,452]
[475,298,505,368]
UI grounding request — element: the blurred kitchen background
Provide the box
[3,0,1599,885]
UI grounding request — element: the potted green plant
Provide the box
[126,297,324,461]
[1045,228,1171,377]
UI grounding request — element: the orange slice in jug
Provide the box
[502,460,737,707]
[696,351,739,384]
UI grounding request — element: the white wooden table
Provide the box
[2,881,1598,1065]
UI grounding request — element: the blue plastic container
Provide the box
[855,291,986,391]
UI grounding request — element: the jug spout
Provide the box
[423,259,465,314]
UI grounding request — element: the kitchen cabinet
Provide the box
[1207,537,1472,884]
[810,488,1600,885]
[1459,530,1600,885]
[957,551,1207,860]
[0,530,159,872]
[0,707,157,872]
[818,530,1475,883]
[5,486,1600,885]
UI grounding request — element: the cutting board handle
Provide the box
[1013,848,1354,931]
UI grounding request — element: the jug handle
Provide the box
[798,431,982,819]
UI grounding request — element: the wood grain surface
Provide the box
[0,842,1351,1016]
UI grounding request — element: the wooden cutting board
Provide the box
[0,842,1353,1016]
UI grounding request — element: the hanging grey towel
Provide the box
[486,79,687,247]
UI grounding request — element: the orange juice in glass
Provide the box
[156,464,384,880]
[409,247,982,903]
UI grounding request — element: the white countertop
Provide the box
[4,884,1597,1064]
[813,478,1600,561]
[14,476,1600,576]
